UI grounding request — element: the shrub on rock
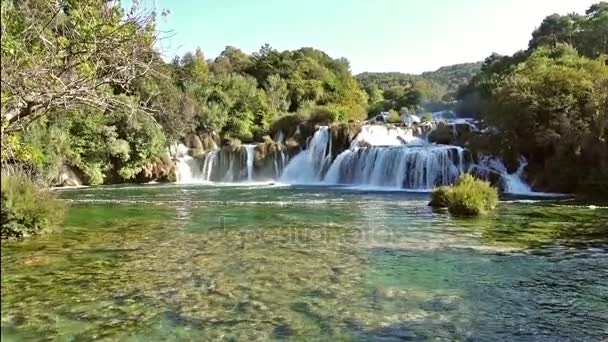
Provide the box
[429,174,498,216]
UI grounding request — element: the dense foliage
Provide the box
[1,171,65,238]
[429,175,499,217]
[459,2,608,194]
[152,44,369,142]
[1,0,166,184]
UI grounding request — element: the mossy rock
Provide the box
[427,124,455,145]
[285,138,302,157]
[136,154,176,183]
[188,148,206,159]
[184,133,203,149]
[330,122,362,157]
[197,131,220,150]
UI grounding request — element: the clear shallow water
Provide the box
[1,184,607,341]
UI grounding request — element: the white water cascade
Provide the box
[470,156,533,194]
[280,126,332,183]
[245,144,256,182]
[324,145,467,190]
[351,125,425,147]
[171,143,206,184]
[173,140,290,184]
[279,124,469,189]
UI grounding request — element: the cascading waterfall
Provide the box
[201,150,217,181]
[470,156,532,194]
[324,145,467,189]
[280,126,332,183]
[172,124,537,192]
[171,143,205,184]
[245,144,256,182]
[173,141,289,183]
[280,124,469,189]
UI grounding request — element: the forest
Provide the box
[1,1,607,195]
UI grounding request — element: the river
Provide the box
[1,184,606,340]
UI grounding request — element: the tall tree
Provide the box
[1,0,160,135]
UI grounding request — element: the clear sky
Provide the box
[150,0,596,74]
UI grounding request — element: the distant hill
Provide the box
[356,62,483,100]
[421,62,483,95]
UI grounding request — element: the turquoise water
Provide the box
[1,184,607,341]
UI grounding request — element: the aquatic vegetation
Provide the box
[430,174,499,216]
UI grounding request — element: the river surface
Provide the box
[1,184,607,341]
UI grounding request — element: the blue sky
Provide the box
[149,0,596,74]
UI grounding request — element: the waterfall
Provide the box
[172,124,479,188]
[201,150,217,181]
[323,145,466,190]
[245,144,256,182]
[173,141,290,184]
[470,156,532,194]
[279,125,469,189]
[171,143,207,184]
[280,126,332,183]
[275,130,285,145]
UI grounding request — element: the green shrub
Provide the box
[308,106,339,125]
[1,172,65,239]
[429,186,452,207]
[270,113,307,136]
[429,174,498,216]
[387,109,401,123]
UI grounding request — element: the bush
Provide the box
[387,109,401,123]
[429,174,498,216]
[428,186,452,207]
[308,106,339,125]
[1,172,65,239]
[270,113,307,136]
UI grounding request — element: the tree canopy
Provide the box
[458,2,608,194]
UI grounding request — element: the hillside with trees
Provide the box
[356,62,482,114]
